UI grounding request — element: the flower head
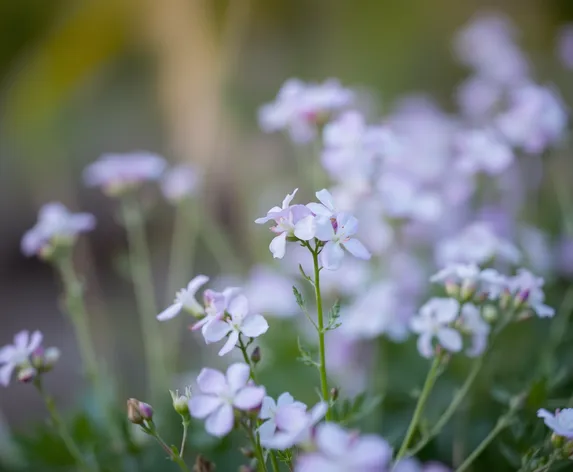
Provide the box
[83,152,166,195]
[410,298,462,358]
[259,393,307,441]
[538,408,573,439]
[160,164,201,203]
[21,203,95,258]
[189,363,265,437]
[508,269,554,317]
[295,423,392,472]
[0,331,43,387]
[157,275,210,321]
[203,294,269,356]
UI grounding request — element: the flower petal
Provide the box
[321,241,344,270]
[282,188,298,208]
[314,216,335,241]
[218,330,239,356]
[28,331,43,352]
[315,423,349,459]
[189,395,223,419]
[13,331,29,350]
[228,294,249,320]
[351,435,393,467]
[205,404,234,437]
[157,303,183,321]
[316,189,335,211]
[0,364,15,387]
[342,238,371,260]
[259,396,277,419]
[336,212,358,236]
[296,454,333,472]
[437,327,463,353]
[203,320,231,343]
[240,314,269,338]
[233,386,265,410]
[187,274,209,293]
[197,368,227,394]
[226,363,251,393]
[294,215,316,241]
[276,392,295,408]
[258,419,277,440]
[417,332,434,358]
[270,232,288,259]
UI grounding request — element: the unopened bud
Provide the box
[44,347,61,368]
[18,367,37,383]
[552,432,565,448]
[138,401,153,421]
[499,288,512,310]
[240,447,255,458]
[482,305,499,323]
[251,347,261,364]
[170,389,190,417]
[445,281,460,299]
[127,398,144,425]
[514,290,530,310]
[194,455,215,472]
[330,387,339,402]
[460,280,476,302]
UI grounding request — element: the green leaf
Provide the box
[297,337,319,368]
[332,392,383,426]
[326,299,341,331]
[292,286,305,310]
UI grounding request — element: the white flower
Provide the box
[315,213,371,271]
[259,393,307,441]
[307,189,339,218]
[459,303,490,357]
[454,128,514,175]
[189,363,265,437]
[255,189,316,259]
[0,331,43,387]
[508,269,554,317]
[21,203,95,257]
[203,295,269,356]
[410,298,462,358]
[430,264,508,301]
[160,164,201,203]
[260,402,328,450]
[538,408,573,438]
[191,287,242,333]
[157,275,209,321]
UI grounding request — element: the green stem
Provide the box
[238,335,257,382]
[270,451,280,472]
[408,356,484,456]
[394,355,442,463]
[311,248,330,420]
[34,379,96,472]
[120,194,164,402]
[455,415,512,472]
[242,420,267,472]
[180,419,190,458]
[151,429,190,472]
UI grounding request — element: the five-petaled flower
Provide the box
[189,363,265,437]
[0,331,43,387]
[259,392,307,441]
[538,408,573,439]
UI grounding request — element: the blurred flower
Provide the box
[295,423,392,472]
[508,269,554,317]
[0,331,43,387]
[259,392,307,441]
[538,408,573,438]
[410,298,462,358]
[394,458,451,472]
[496,84,567,154]
[83,151,166,195]
[518,226,553,276]
[454,128,513,175]
[243,266,298,318]
[430,263,481,298]
[555,235,573,278]
[459,303,490,356]
[255,188,316,259]
[189,363,265,437]
[259,79,354,143]
[157,275,209,321]
[557,25,573,69]
[456,77,502,119]
[21,203,95,258]
[160,164,201,203]
[203,294,269,356]
[260,401,327,450]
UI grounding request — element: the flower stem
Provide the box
[311,248,330,420]
[148,427,190,472]
[270,451,280,472]
[242,420,267,472]
[408,356,484,456]
[180,419,190,458]
[34,379,96,472]
[238,335,258,382]
[394,355,442,463]
[120,194,164,402]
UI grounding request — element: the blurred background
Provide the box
[1,0,573,470]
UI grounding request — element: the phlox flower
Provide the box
[255,189,316,259]
[0,331,43,386]
[157,275,210,321]
[259,392,307,441]
[295,423,392,472]
[21,203,95,257]
[538,408,573,438]
[260,401,327,450]
[160,164,201,203]
[83,152,166,194]
[189,363,265,437]
[258,78,354,143]
[454,128,514,175]
[203,294,269,356]
[410,298,462,358]
[459,303,490,357]
[508,269,554,317]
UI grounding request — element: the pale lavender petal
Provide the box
[314,216,335,241]
[308,402,328,424]
[233,386,266,410]
[352,435,393,466]
[321,241,345,270]
[315,423,349,459]
[294,215,316,241]
[258,419,277,439]
[307,202,332,217]
[435,299,460,323]
[189,395,223,418]
[316,189,335,211]
[28,331,43,352]
[197,368,227,394]
[0,346,15,363]
[270,232,288,259]
[0,364,14,387]
[13,331,29,351]
[187,275,209,293]
[203,320,231,343]
[228,294,249,320]
[260,396,276,419]
[226,363,251,393]
[157,302,183,321]
[282,188,298,208]
[240,314,269,338]
[218,330,239,356]
[275,404,310,431]
[437,327,463,352]
[277,392,295,408]
[205,404,234,437]
[342,238,371,260]
[336,212,358,235]
[296,454,333,472]
[417,332,434,358]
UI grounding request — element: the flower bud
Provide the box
[251,347,261,364]
[170,388,191,417]
[330,387,339,402]
[44,347,61,369]
[445,281,460,299]
[17,367,37,383]
[127,398,144,425]
[482,305,498,323]
[514,289,530,310]
[552,432,565,448]
[240,447,255,458]
[30,347,45,369]
[499,288,512,310]
[138,402,154,421]
[238,466,255,472]
[194,455,215,472]
[460,280,476,302]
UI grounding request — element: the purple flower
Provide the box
[456,77,502,119]
[191,287,242,333]
[410,298,462,358]
[21,203,95,257]
[295,423,392,472]
[496,84,567,154]
[203,294,269,356]
[394,458,451,472]
[189,363,265,437]
[258,79,354,143]
[538,408,573,438]
[157,275,210,321]
[508,269,554,317]
[259,392,307,441]
[83,152,166,194]
[0,331,43,387]
[557,25,573,70]
[160,164,201,203]
[454,128,513,175]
